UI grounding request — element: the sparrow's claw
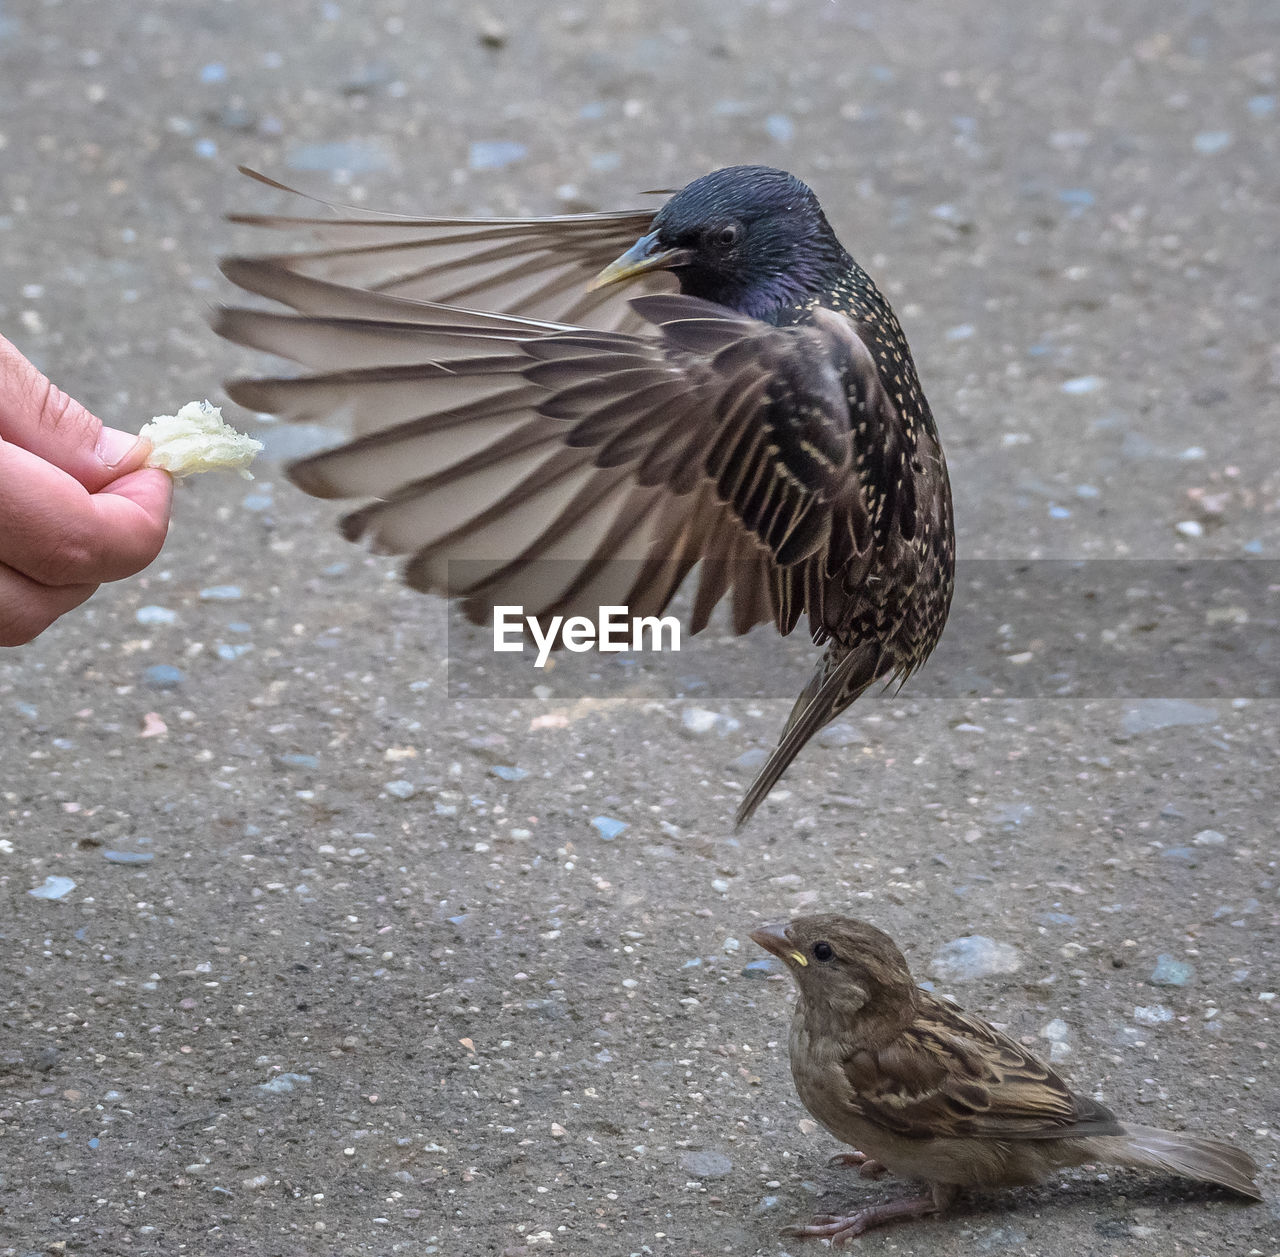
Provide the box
[826,1151,869,1168]
[780,1192,941,1243]
[826,1150,888,1179]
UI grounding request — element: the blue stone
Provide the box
[103,850,154,864]
[276,753,320,770]
[286,140,393,174]
[490,765,528,782]
[468,140,527,171]
[764,114,794,143]
[590,816,628,840]
[741,957,782,979]
[1061,375,1102,394]
[1150,954,1195,986]
[143,664,185,690]
[1192,130,1233,155]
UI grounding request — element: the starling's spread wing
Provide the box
[213,272,879,636]
[842,994,1123,1142]
[226,169,672,334]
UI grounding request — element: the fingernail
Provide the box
[96,427,147,469]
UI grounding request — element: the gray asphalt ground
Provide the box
[2,1,1279,1254]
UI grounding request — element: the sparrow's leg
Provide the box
[826,1151,888,1179]
[782,1184,955,1243]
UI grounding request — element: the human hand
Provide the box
[0,335,173,645]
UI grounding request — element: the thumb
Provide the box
[0,334,148,492]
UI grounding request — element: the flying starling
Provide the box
[214,165,954,826]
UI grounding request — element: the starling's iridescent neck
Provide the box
[677,248,854,325]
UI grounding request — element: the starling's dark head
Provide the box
[750,914,920,1031]
[592,166,850,321]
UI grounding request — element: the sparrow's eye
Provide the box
[812,941,835,962]
[713,222,742,249]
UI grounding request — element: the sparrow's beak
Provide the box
[587,231,691,291]
[750,923,808,968]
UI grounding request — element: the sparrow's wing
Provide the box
[213,273,882,637]
[844,995,1124,1142]
[226,169,672,334]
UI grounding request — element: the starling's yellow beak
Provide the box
[750,923,807,968]
[587,231,691,291]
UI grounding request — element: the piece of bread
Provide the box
[140,401,263,479]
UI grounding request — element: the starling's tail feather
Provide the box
[735,643,881,828]
[1089,1125,1261,1200]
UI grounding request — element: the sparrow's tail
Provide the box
[735,643,882,828]
[1089,1124,1261,1200]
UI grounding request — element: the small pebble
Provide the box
[29,876,76,900]
[1120,700,1215,735]
[1192,829,1226,846]
[384,780,416,799]
[816,722,866,748]
[468,140,527,171]
[490,765,528,782]
[680,1149,733,1179]
[143,664,185,690]
[1133,1004,1174,1025]
[741,957,783,979]
[1175,520,1204,538]
[1060,375,1102,395]
[764,113,794,143]
[135,605,177,626]
[1192,130,1233,154]
[729,747,769,772]
[977,1225,1031,1251]
[681,707,741,737]
[286,140,394,174]
[477,15,508,47]
[200,585,243,601]
[276,753,320,770]
[103,850,154,864]
[930,936,1022,981]
[1040,1018,1070,1042]
[1150,954,1195,987]
[590,815,628,840]
[258,1072,312,1094]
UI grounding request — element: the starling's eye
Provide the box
[713,222,742,249]
[812,941,835,962]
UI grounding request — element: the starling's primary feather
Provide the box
[215,166,955,824]
[226,167,672,333]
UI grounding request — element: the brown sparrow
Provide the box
[751,914,1261,1242]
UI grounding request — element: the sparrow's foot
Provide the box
[825,1151,887,1179]
[782,1187,951,1243]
